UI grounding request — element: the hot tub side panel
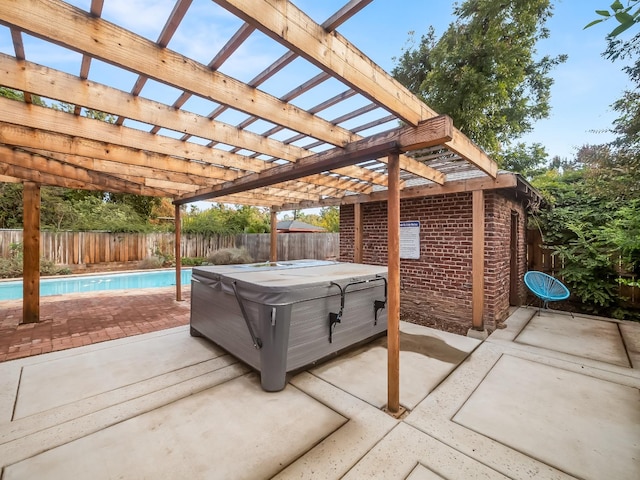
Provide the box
[190,276,261,371]
[286,283,388,371]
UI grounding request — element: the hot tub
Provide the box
[190,260,388,391]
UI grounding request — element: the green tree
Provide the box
[604,20,640,153]
[70,196,151,232]
[392,0,566,161]
[576,144,639,201]
[601,199,640,275]
[41,187,80,230]
[282,211,328,230]
[319,207,340,232]
[587,1,640,203]
[0,183,23,228]
[183,204,270,235]
[501,142,549,179]
[105,192,162,220]
[230,205,270,233]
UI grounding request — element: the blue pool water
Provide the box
[0,269,192,301]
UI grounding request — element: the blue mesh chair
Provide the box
[524,271,570,314]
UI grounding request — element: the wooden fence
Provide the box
[0,230,340,271]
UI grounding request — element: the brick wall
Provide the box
[339,204,355,262]
[339,190,527,332]
[483,192,527,326]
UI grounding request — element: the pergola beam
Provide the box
[0,0,499,205]
[175,115,454,204]
[0,174,21,183]
[22,148,224,189]
[278,173,518,211]
[445,130,498,179]
[0,98,268,174]
[0,147,173,196]
[0,123,237,180]
[0,163,112,191]
[22,148,331,202]
[0,123,238,181]
[174,139,399,204]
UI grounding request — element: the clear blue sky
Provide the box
[1,1,632,166]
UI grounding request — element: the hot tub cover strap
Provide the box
[328,276,387,343]
[231,281,262,349]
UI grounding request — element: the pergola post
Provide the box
[386,151,401,415]
[270,209,277,263]
[22,181,40,324]
[353,202,363,263]
[471,189,485,333]
[174,203,182,302]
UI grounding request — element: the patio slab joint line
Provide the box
[10,367,23,423]
[618,322,635,368]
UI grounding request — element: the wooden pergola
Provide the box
[0,0,501,415]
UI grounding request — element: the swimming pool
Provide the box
[0,269,192,301]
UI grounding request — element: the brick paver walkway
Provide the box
[0,287,191,362]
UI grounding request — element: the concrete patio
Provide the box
[0,307,638,479]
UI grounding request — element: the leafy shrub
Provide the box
[207,248,253,265]
[0,243,23,278]
[139,256,164,269]
[151,248,175,267]
[533,168,640,319]
[40,259,71,277]
[0,242,73,278]
[181,257,206,266]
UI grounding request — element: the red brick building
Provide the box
[339,172,541,333]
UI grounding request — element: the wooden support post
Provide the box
[22,182,40,324]
[175,203,182,302]
[270,209,277,263]
[354,202,363,263]
[387,151,401,415]
[472,190,485,330]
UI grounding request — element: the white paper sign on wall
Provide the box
[400,221,420,259]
